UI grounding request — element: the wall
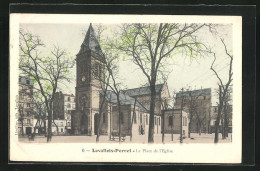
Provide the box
[163,110,189,137]
[111,105,131,136]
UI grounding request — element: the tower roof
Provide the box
[77,23,104,57]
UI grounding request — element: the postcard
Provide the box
[9,14,242,163]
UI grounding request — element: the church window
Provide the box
[95,63,98,77]
[103,113,106,124]
[169,116,173,126]
[120,113,124,123]
[99,64,102,79]
[133,112,136,124]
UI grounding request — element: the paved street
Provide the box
[19,133,232,144]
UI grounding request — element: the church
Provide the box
[71,24,170,139]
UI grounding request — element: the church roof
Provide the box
[123,84,164,97]
[102,91,149,113]
[176,88,211,98]
[77,23,104,57]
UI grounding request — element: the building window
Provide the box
[103,113,106,124]
[204,96,206,100]
[67,122,71,126]
[27,103,30,107]
[27,119,30,124]
[133,112,136,124]
[61,128,63,132]
[140,113,142,124]
[120,113,124,123]
[27,111,30,116]
[158,118,160,126]
[68,97,70,101]
[146,115,148,125]
[67,103,71,108]
[154,117,157,125]
[169,116,173,126]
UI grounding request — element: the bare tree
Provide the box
[115,23,210,143]
[19,29,75,142]
[222,87,232,139]
[210,38,233,143]
[32,91,47,135]
[130,98,137,142]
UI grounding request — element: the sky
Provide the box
[20,23,233,105]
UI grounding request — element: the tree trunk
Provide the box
[214,86,224,143]
[118,103,122,143]
[53,120,59,136]
[171,111,174,141]
[198,123,201,136]
[109,101,112,141]
[21,119,24,136]
[130,99,137,142]
[148,82,156,143]
[96,113,101,142]
[221,114,224,139]
[47,109,52,142]
[44,120,47,137]
[162,110,165,143]
[188,117,192,138]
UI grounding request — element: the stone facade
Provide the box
[53,91,75,133]
[162,109,189,137]
[18,76,34,135]
[175,88,211,134]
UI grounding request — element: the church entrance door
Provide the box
[80,113,88,134]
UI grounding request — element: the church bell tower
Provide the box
[71,23,105,135]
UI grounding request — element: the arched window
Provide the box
[133,112,136,124]
[103,113,106,124]
[120,113,124,124]
[169,116,173,126]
